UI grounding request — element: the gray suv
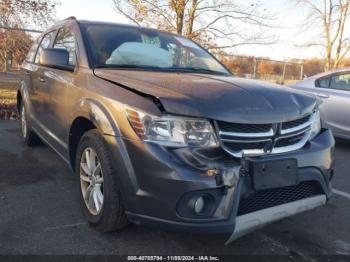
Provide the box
[18,17,335,243]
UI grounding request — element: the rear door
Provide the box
[315,72,350,138]
[21,38,40,120]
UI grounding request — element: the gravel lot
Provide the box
[0,120,350,258]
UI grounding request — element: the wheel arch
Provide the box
[17,90,22,112]
[17,81,31,113]
[68,117,97,169]
[68,98,120,169]
[69,99,140,209]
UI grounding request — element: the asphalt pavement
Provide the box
[0,120,350,257]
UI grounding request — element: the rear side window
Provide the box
[53,28,77,66]
[330,73,350,91]
[35,31,56,64]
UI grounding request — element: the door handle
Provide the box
[316,93,329,99]
[38,76,46,83]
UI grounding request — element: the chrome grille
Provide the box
[216,113,315,158]
[224,141,268,151]
[217,122,271,133]
[282,114,311,130]
[275,132,305,148]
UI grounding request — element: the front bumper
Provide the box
[226,194,326,243]
[104,128,334,238]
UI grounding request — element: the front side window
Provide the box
[81,24,230,75]
[53,28,77,66]
[318,77,330,88]
[330,73,350,90]
[35,31,55,64]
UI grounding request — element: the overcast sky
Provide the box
[56,0,325,60]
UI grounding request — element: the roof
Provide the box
[77,19,182,37]
[306,67,350,80]
[40,17,190,41]
[292,66,350,87]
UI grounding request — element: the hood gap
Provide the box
[94,71,166,112]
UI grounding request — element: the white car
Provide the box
[291,67,350,140]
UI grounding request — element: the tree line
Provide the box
[221,56,350,79]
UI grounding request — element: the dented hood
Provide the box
[94,69,317,124]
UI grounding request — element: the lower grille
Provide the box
[237,181,324,216]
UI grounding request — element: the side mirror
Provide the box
[39,48,74,71]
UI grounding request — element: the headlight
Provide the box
[126,108,219,147]
[309,110,321,140]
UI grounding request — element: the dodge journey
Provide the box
[18,17,335,243]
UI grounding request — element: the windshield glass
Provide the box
[81,23,230,75]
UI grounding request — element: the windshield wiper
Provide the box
[94,64,229,75]
[94,64,164,70]
[170,67,229,75]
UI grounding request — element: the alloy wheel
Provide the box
[21,105,27,139]
[80,147,104,215]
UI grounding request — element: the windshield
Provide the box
[81,23,230,75]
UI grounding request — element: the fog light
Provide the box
[194,196,205,214]
[206,168,219,177]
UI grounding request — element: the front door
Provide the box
[41,27,78,154]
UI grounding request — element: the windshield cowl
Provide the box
[94,64,230,76]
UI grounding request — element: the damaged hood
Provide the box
[94,69,317,124]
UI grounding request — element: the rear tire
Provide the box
[75,129,129,232]
[20,103,41,146]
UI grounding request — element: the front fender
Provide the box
[70,97,121,137]
[69,98,140,207]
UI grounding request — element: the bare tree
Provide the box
[0,0,57,71]
[295,0,350,70]
[0,0,57,28]
[0,30,32,70]
[112,0,275,50]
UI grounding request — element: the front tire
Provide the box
[20,103,40,146]
[75,129,129,232]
